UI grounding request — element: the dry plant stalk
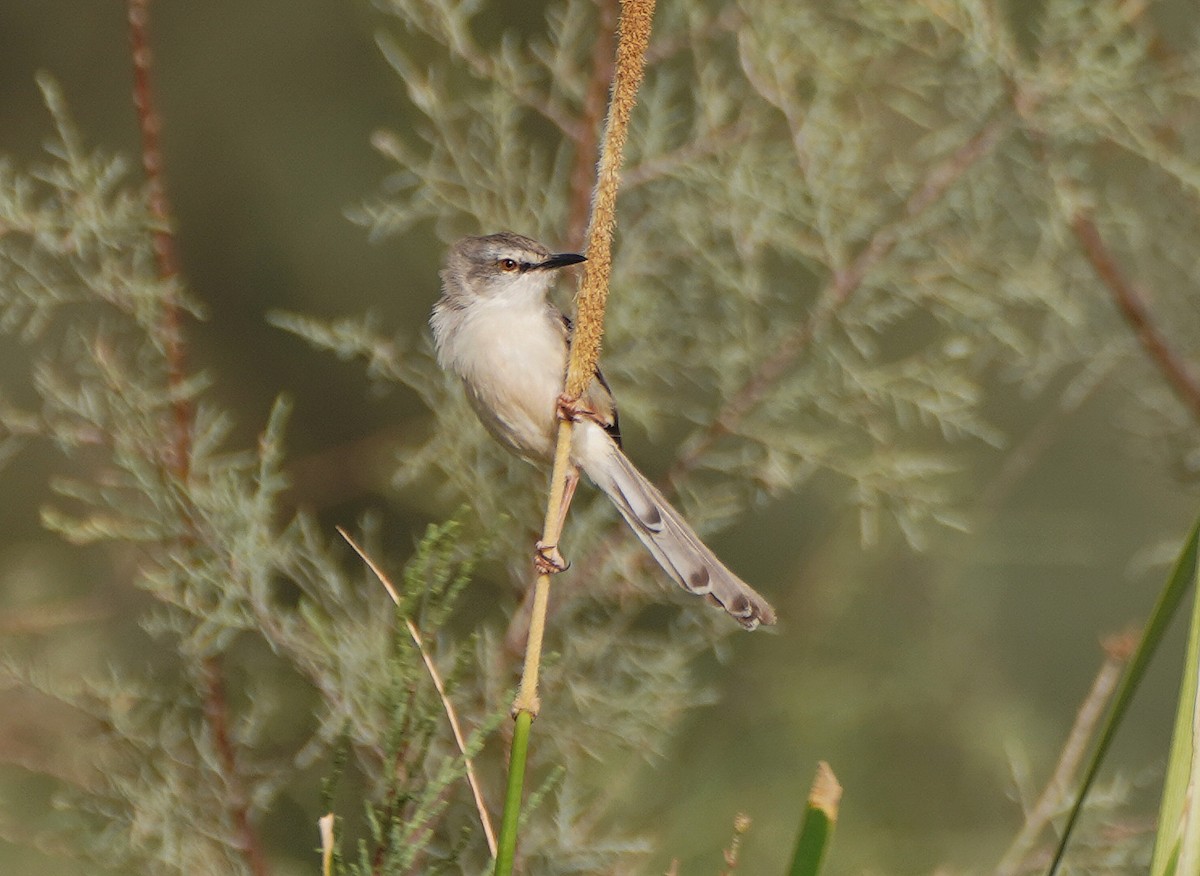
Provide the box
[512,0,657,717]
[994,635,1132,876]
[336,526,499,857]
[566,0,654,397]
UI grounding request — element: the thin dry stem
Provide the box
[1071,211,1200,426]
[130,16,263,867]
[511,574,551,713]
[567,0,657,400]
[337,526,498,858]
[201,657,271,876]
[994,637,1131,876]
[129,0,192,483]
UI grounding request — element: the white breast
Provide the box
[438,297,567,462]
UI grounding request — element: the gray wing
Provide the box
[556,310,622,448]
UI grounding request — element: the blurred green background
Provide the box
[1,2,1197,874]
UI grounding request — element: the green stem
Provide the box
[1049,514,1200,875]
[787,805,832,876]
[494,710,533,876]
[787,762,840,876]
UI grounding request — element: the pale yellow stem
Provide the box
[512,0,657,719]
[318,813,335,876]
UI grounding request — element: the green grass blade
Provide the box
[494,710,532,876]
[787,761,841,876]
[1048,515,1200,876]
[1150,522,1200,875]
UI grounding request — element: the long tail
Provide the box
[575,424,776,630]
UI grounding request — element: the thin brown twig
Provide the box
[565,3,742,244]
[994,632,1135,876]
[665,111,1010,489]
[129,0,192,483]
[337,527,498,858]
[200,658,271,876]
[1071,211,1200,425]
[131,5,270,874]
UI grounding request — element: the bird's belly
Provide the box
[459,304,565,462]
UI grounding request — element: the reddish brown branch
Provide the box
[1071,211,1200,424]
[130,5,265,873]
[201,658,271,876]
[565,0,619,249]
[129,0,192,483]
[665,113,1010,489]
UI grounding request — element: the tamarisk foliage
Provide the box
[4,0,1200,872]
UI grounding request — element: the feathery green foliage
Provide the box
[298,0,1200,869]
[0,80,513,875]
[351,0,1200,550]
[3,0,1200,873]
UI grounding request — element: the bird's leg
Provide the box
[534,465,580,575]
[533,393,600,574]
[533,393,591,573]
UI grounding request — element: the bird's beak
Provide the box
[535,252,587,271]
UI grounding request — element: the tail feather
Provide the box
[575,424,776,630]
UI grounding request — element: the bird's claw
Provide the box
[555,393,598,425]
[534,540,570,575]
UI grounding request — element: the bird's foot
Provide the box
[534,540,570,575]
[555,393,602,426]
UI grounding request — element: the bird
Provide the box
[430,231,775,630]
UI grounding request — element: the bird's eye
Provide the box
[499,258,519,272]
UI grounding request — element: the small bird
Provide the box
[431,231,776,630]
